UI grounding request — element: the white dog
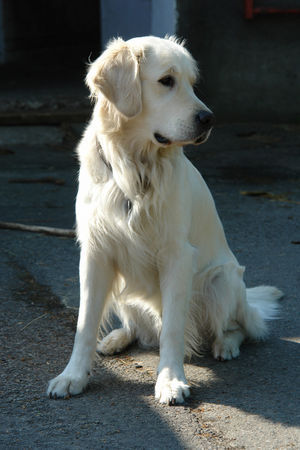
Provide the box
[48,36,282,404]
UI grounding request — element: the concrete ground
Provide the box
[0,122,299,449]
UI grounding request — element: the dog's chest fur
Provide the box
[77,164,178,294]
[76,133,188,298]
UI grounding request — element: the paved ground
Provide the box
[0,122,299,449]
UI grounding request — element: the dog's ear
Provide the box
[86,39,142,118]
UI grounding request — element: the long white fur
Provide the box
[47,36,283,404]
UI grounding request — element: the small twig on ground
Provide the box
[20,313,48,331]
[0,221,76,238]
[240,190,300,204]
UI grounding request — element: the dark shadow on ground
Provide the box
[187,333,299,427]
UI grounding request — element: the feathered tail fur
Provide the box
[243,285,283,339]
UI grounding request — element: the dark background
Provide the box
[1,0,300,122]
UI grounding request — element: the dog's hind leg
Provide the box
[97,327,135,355]
[200,262,248,361]
[212,284,282,361]
[212,328,245,361]
[97,300,160,355]
[205,262,281,361]
[97,302,136,355]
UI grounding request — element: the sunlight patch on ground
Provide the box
[281,336,300,344]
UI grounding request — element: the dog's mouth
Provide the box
[194,130,212,145]
[154,129,212,147]
[154,133,171,145]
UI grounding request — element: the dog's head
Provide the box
[86,36,214,147]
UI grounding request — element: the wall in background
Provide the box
[101,0,176,48]
[177,0,300,122]
[0,0,100,64]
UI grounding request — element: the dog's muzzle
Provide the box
[194,110,215,144]
[196,110,215,131]
[154,110,215,146]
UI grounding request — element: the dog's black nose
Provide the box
[196,110,215,129]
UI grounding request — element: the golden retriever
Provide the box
[48,36,282,404]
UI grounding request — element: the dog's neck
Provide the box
[95,137,133,214]
[94,133,182,219]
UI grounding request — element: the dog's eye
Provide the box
[158,76,175,88]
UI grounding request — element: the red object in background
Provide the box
[244,0,300,19]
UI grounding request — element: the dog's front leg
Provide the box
[47,247,114,398]
[155,243,196,404]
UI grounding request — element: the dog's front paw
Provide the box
[47,369,89,399]
[155,368,190,405]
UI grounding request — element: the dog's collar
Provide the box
[95,137,132,215]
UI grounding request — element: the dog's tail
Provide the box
[241,286,283,340]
